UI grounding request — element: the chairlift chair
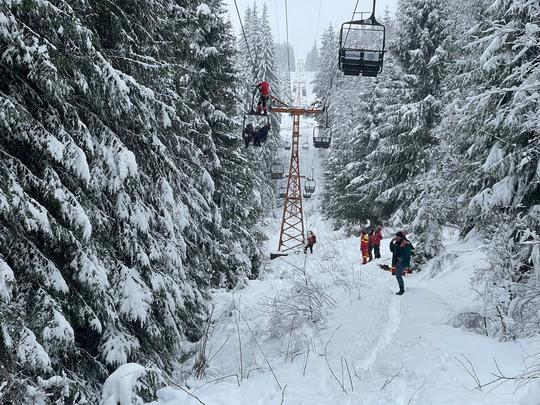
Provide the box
[279,182,287,198]
[304,192,312,199]
[313,126,331,149]
[302,138,309,150]
[304,178,316,194]
[339,2,386,77]
[270,162,284,180]
[242,113,270,146]
[284,140,292,150]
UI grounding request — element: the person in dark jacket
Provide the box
[394,232,414,295]
[304,231,317,254]
[389,231,403,275]
[254,123,271,146]
[243,123,257,148]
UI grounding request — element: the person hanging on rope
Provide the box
[254,122,271,147]
[255,81,271,114]
[243,123,257,148]
[304,231,317,254]
[360,230,370,265]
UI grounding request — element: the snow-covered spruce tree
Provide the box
[256,4,282,121]
[337,0,451,260]
[445,0,540,338]
[316,22,398,228]
[190,0,267,286]
[305,43,320,72]
[0,0,266,401]
[313,25,338,104]
[235,2,283,206]
[276,42,296,74]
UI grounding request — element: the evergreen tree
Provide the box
[444,0,540,338]
[305,43,320,71]
[324,1,451,260]
[276,42,296,73]
[313,25,338,103]
[0,0,272,401]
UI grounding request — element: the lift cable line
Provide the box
[233,0,257,77]
[274,0,282,43]
[314,0,323,46]
[343,0,361,48]
[284,0,292,97]
[320,0,361,127]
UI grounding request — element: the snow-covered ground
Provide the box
[149,228,539,404]
[104,72,540,404]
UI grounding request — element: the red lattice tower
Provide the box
[271,97,323,252]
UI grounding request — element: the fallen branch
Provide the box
[323,325,347,394]
[192,374,240,392]
[380,366,402,390]
[344,358,354,392]
[280,384,288,405]
[239,311,283,390]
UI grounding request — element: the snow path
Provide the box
[151,73,539,405]
[155,236,536,404]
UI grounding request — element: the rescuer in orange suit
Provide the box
[360,230,370,265]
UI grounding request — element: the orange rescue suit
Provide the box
[360,234,370,264]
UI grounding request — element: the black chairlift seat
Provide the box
[284,140,291,150]
[313,126,331,149]
[304,192,312,199]
[304,179,316,194]
[339,12,386,77]
[270,162,284,180]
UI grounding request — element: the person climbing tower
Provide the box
[255,81,271,114]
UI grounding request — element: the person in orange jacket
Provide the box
[360,230,370,265]
[368,229,375,262]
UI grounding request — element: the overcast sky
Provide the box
[224,0,398,58]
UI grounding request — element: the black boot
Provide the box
[396,290,404,296]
